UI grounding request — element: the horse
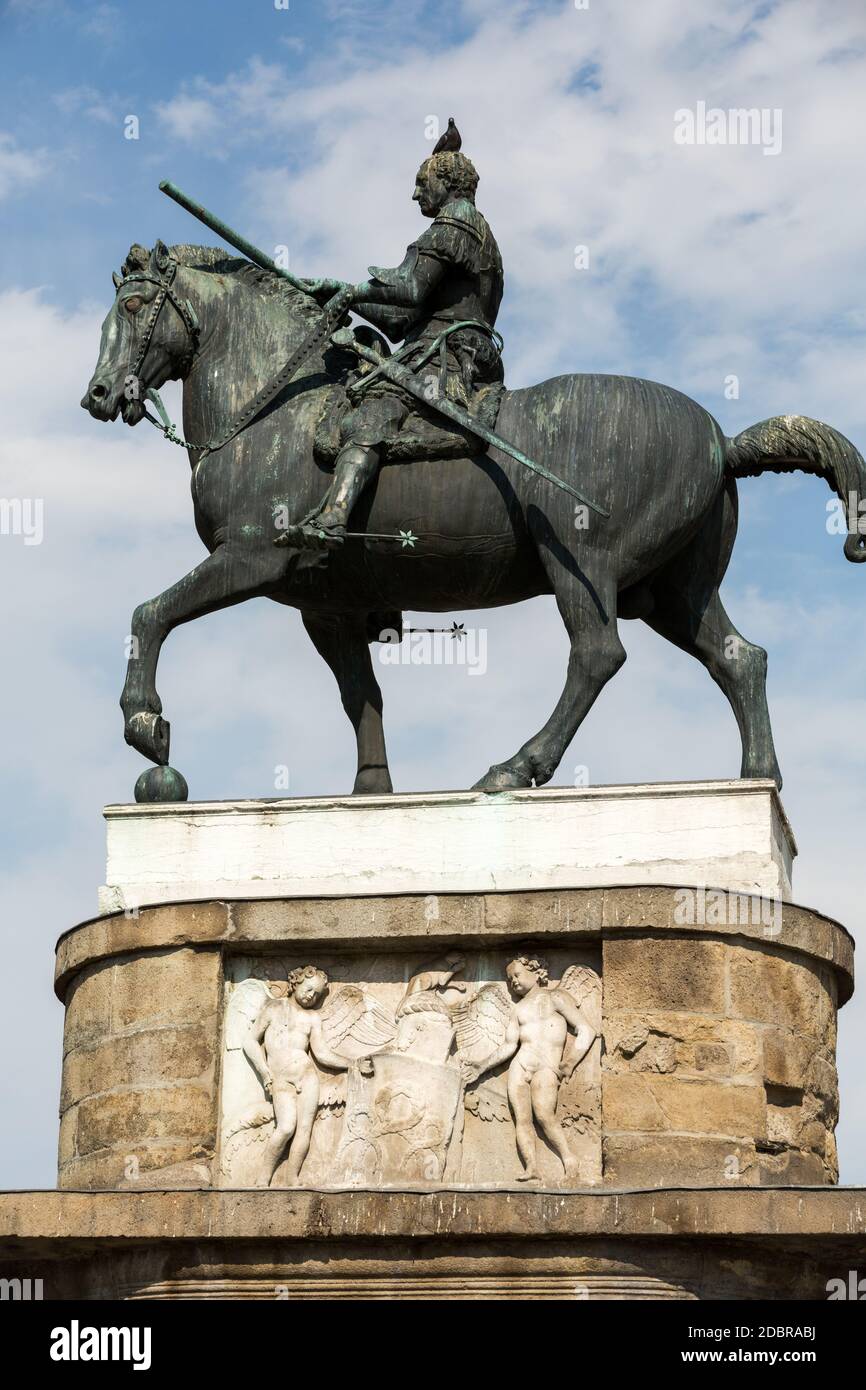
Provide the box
[81,239,866,799]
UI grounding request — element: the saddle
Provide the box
[314,377,506,466]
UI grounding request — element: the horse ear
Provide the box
[150,239,171,274]
[112,271,122,290]
[121,243,148,276]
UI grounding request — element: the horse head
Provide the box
[81,239,199,425]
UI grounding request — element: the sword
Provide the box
[338,334,609,517]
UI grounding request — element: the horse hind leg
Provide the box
[474,564,625,790]
[647,566,783,789]
[301,610,393,794]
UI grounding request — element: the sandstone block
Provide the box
[58,1139,214,1191]
[604,1011,762,1079]
[757,1147,831,1185]
[60,1022,216,1113]
[602,1134,758,1187]
[603,939,728,1014]
[110,947,221,1032]
[603,1073,765,1137]
[76,1084,215,1157]
[729,947,835,1038]
[62,963,114,1052]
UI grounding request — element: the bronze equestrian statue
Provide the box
[81,135,866,802]
[279,142,505,551]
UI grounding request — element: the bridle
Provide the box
[120,256,200,386]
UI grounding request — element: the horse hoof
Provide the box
[352,767,394,794]
[134,765,189,803]
[125,710,170,764]
[472,762,533,791]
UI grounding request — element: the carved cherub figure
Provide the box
[461,953,596,1182]
[243,966,355,1186]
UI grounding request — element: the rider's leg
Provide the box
[274,393,406,550]
[315,443,380,535]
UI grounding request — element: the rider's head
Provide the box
[413,150,479,217]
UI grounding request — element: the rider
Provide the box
[275,140,504,551]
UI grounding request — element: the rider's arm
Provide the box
[352,249,446,310]
[351,213,476,335]
[350,301,418,342]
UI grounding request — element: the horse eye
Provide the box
[124,296,143,314]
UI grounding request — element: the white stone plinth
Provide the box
[97,780,795,914]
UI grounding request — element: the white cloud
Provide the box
[155,95,222,144]
[0,133,49,201]
[53,85,115,125]
[147,0,866,431]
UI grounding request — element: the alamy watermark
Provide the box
[674,886,782,938]
[0,1276,43,1300]
[826,1270,866,1300]
[50,1322,152,1370]
[0,498,43,545]
[826,493,866,536]
[377,624,487,675]
[674,101,782,157]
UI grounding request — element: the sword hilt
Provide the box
[330,328,383,364]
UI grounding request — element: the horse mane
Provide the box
[169,243,320,323]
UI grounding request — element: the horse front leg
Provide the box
[121,543,286,767]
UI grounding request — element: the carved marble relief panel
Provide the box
[218,947,601,1190]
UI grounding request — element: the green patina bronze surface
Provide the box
[81,131,866,801]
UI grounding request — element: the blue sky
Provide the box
[1,0,865,1187]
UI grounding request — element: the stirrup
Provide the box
[274,516,346,551]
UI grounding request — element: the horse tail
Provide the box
[725,415,866,563]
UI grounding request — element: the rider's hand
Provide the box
[298,278,352,306]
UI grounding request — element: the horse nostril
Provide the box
[91,383,107,399]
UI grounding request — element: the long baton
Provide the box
[159,180,308,293]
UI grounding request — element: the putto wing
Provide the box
[317,1074,348,1111]
[224,1100,272,1142]
[559,964,602,1029]
[224,978,272,1050]
[451,983,511,1063]
[464,1078,510,1123]
[220,1103,273,1184]
[320,985,396,1057]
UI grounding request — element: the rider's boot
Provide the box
[274,444,380,551]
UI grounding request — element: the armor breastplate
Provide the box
[370,199,504,348]
[415,199,503,339]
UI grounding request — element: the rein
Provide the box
[129,260,353,460]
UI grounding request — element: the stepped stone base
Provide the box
[0,1189,864,1300]
[30,783,857,1300]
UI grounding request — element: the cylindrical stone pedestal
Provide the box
[55,887,851,1193]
